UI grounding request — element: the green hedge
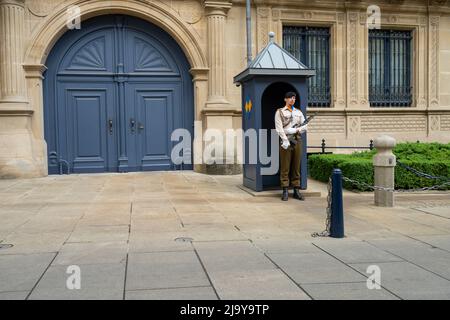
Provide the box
[308,142,450,191]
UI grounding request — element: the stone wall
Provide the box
[0,0,449,178]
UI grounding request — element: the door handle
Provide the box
[130,118,136,133]
[138,122,144,132]
[108,119,113,135]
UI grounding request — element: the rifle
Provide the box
[292,112,317,129]
[288,112,317,145]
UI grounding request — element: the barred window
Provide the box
[369,29,412,107]
[283,26,331,107]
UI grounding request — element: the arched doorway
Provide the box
[44,14,194,174]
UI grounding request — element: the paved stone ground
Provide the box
[0,172,449,300]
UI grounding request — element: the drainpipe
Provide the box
[246,0,252,66]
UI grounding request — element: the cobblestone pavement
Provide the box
[0,172,449,300]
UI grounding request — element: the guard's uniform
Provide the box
[274,106,306,188]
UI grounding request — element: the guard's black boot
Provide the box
[281,187,288,201]
[293,188,305,201]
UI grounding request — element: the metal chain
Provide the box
[396,160,450,181]
[311,172,449,238]
[342,176,450,193]
[311,177,332,237]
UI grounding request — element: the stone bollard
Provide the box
[373,135,396,207]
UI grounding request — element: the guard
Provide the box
[274,92,308,201]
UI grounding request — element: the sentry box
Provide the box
[233,32,315,192]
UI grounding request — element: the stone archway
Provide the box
[25,0,207,68]
[21,0,208,177]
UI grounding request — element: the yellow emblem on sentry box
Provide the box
[244,97,252,118]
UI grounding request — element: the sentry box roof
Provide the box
[234,32,316,84]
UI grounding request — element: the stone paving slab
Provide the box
[251,239,319,254]
[0,232,68,255]
[0,172,449,300]
[350,261,450,300]
[193,240,311,299]
[412,235,450,252]
[366,238,450,280]
[412,205,450,219]
[128,232,192,253]
[28,263,126,300]
[301,282,399,300]
[66,225,130,243]
[126,251,210,291]
[267,251,367,284]
[125,286,217,300]
[312,240,404,264]
[53,241,128,266]
[193,241,277,273]
[0,253,55,292]
[0,291,29,300]
[207,269,311,300]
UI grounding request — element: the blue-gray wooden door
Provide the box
[44,15,193,174]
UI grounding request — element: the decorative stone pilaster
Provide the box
[347,11,359,108]
[200,1,241,174]
[203,0,232,109]
[0,0,42,178]
[0,0,27,104]
[346,8,369,110]
[428,15,440,109]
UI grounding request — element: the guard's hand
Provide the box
[285,127,297,135]
[297,124,308,133]
[281,140,290,150]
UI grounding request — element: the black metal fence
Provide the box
[308,139,374,154]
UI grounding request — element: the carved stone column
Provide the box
[203,0,231,109]
[0,0,42,178]
[200,1,241,174]
[0,0,27,103]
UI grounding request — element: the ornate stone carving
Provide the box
[429,16,440,108]
[348,12,358,105]
[389,15,398,23]
[348,116,361,134]
[257,7,269,18]
[272,9,280,21]
[419,16,427,26]
[430,115,440,131]
[26,0,62,17]
[257,7,269,49]
[179,0,203,24]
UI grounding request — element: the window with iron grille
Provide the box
[369,29,412,107]
[283,26,331,107]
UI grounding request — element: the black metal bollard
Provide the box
[330,169,345,238]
